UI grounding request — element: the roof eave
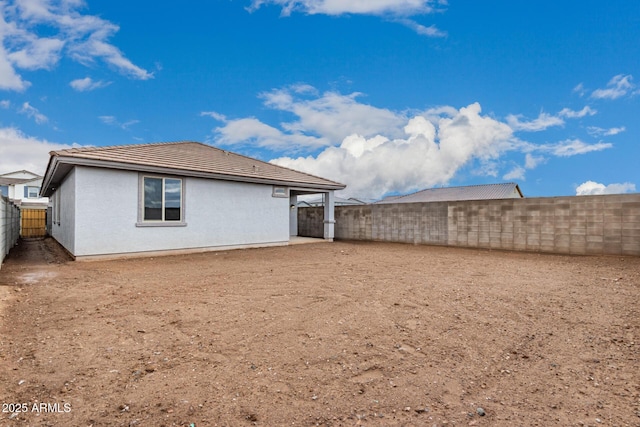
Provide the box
[514,184,524,198]
[40,155,62,197]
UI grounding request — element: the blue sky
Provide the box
[1,0,638,199]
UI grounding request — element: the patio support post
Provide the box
[289,193,298,236]
[323,190,335,240]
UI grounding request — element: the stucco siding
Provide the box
[73,167,136,256]
[51,168,76,255]
[187,176,289,247]
[71,166,289,257]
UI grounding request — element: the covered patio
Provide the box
[289,189,337,241]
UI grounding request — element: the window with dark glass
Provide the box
[143,177,182,221]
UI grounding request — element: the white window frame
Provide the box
[27,186,40,198]
[137,174,187,227]
[272,186,289,198]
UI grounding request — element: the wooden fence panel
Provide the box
[21,208,47,238]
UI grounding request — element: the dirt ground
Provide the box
[0,238,638,427]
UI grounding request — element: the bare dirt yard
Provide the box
[0,238,638,427]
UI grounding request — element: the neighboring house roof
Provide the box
[0,170,41,179]
[0,177,33,186]
[0,171,43,186]
[376,183,524,204]
[41,141,345,196]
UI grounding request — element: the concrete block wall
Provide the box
[445,195,640,255]
[297,193,640,256]
[0,196,21,268]
[298,206,324,238]
[622,198,640,255]
[336,206,374,240]
[372,202,448,244]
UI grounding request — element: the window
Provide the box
[54,191,61,225]
[27,186,40,198]
[143,176,182,222]
[272,186,288,198]
[0,185,7,197]
[23,186,40,198]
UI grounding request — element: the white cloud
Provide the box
[396,18,447,37]
[209,85,406,149]
[500,154,545,182]
[70,38,152,80]
[587,126,626,137]
[591,74,635,100]
[98,115,116,125]
[558,106,597,118]
[261,86,407,142]
[505,106,596,135]
[248,0,439,16]
[6,35,65,70]
[534,139,612,157]
[0,0,152,92]
[506,112,564,132]
[99,115,139,130]
[503,166,525,181]
[247,0,446,36]
[121,120,140,129]
[18,101,48,124]
[0,45,31,90]
[215,117,328,149]
[0,127,75,175]
[200,111,227,121]
[573,83,586,97]
[69,77,110,91]
[504,105,597,132]
[576,181,636,196]
[0,100,10,108]
[208,87,614,199]
[272,103,518,198]
[524,153,545,169]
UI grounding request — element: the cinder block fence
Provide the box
[298,194,640,256]
[1,196,21,268]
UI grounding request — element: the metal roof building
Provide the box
[376,183,523,204]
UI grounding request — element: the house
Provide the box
[0,170,49,208]
[40,141,345,259]
[376,183,524,204]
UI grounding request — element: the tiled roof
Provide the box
[44,141,345,191]
[376,183,523,204]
